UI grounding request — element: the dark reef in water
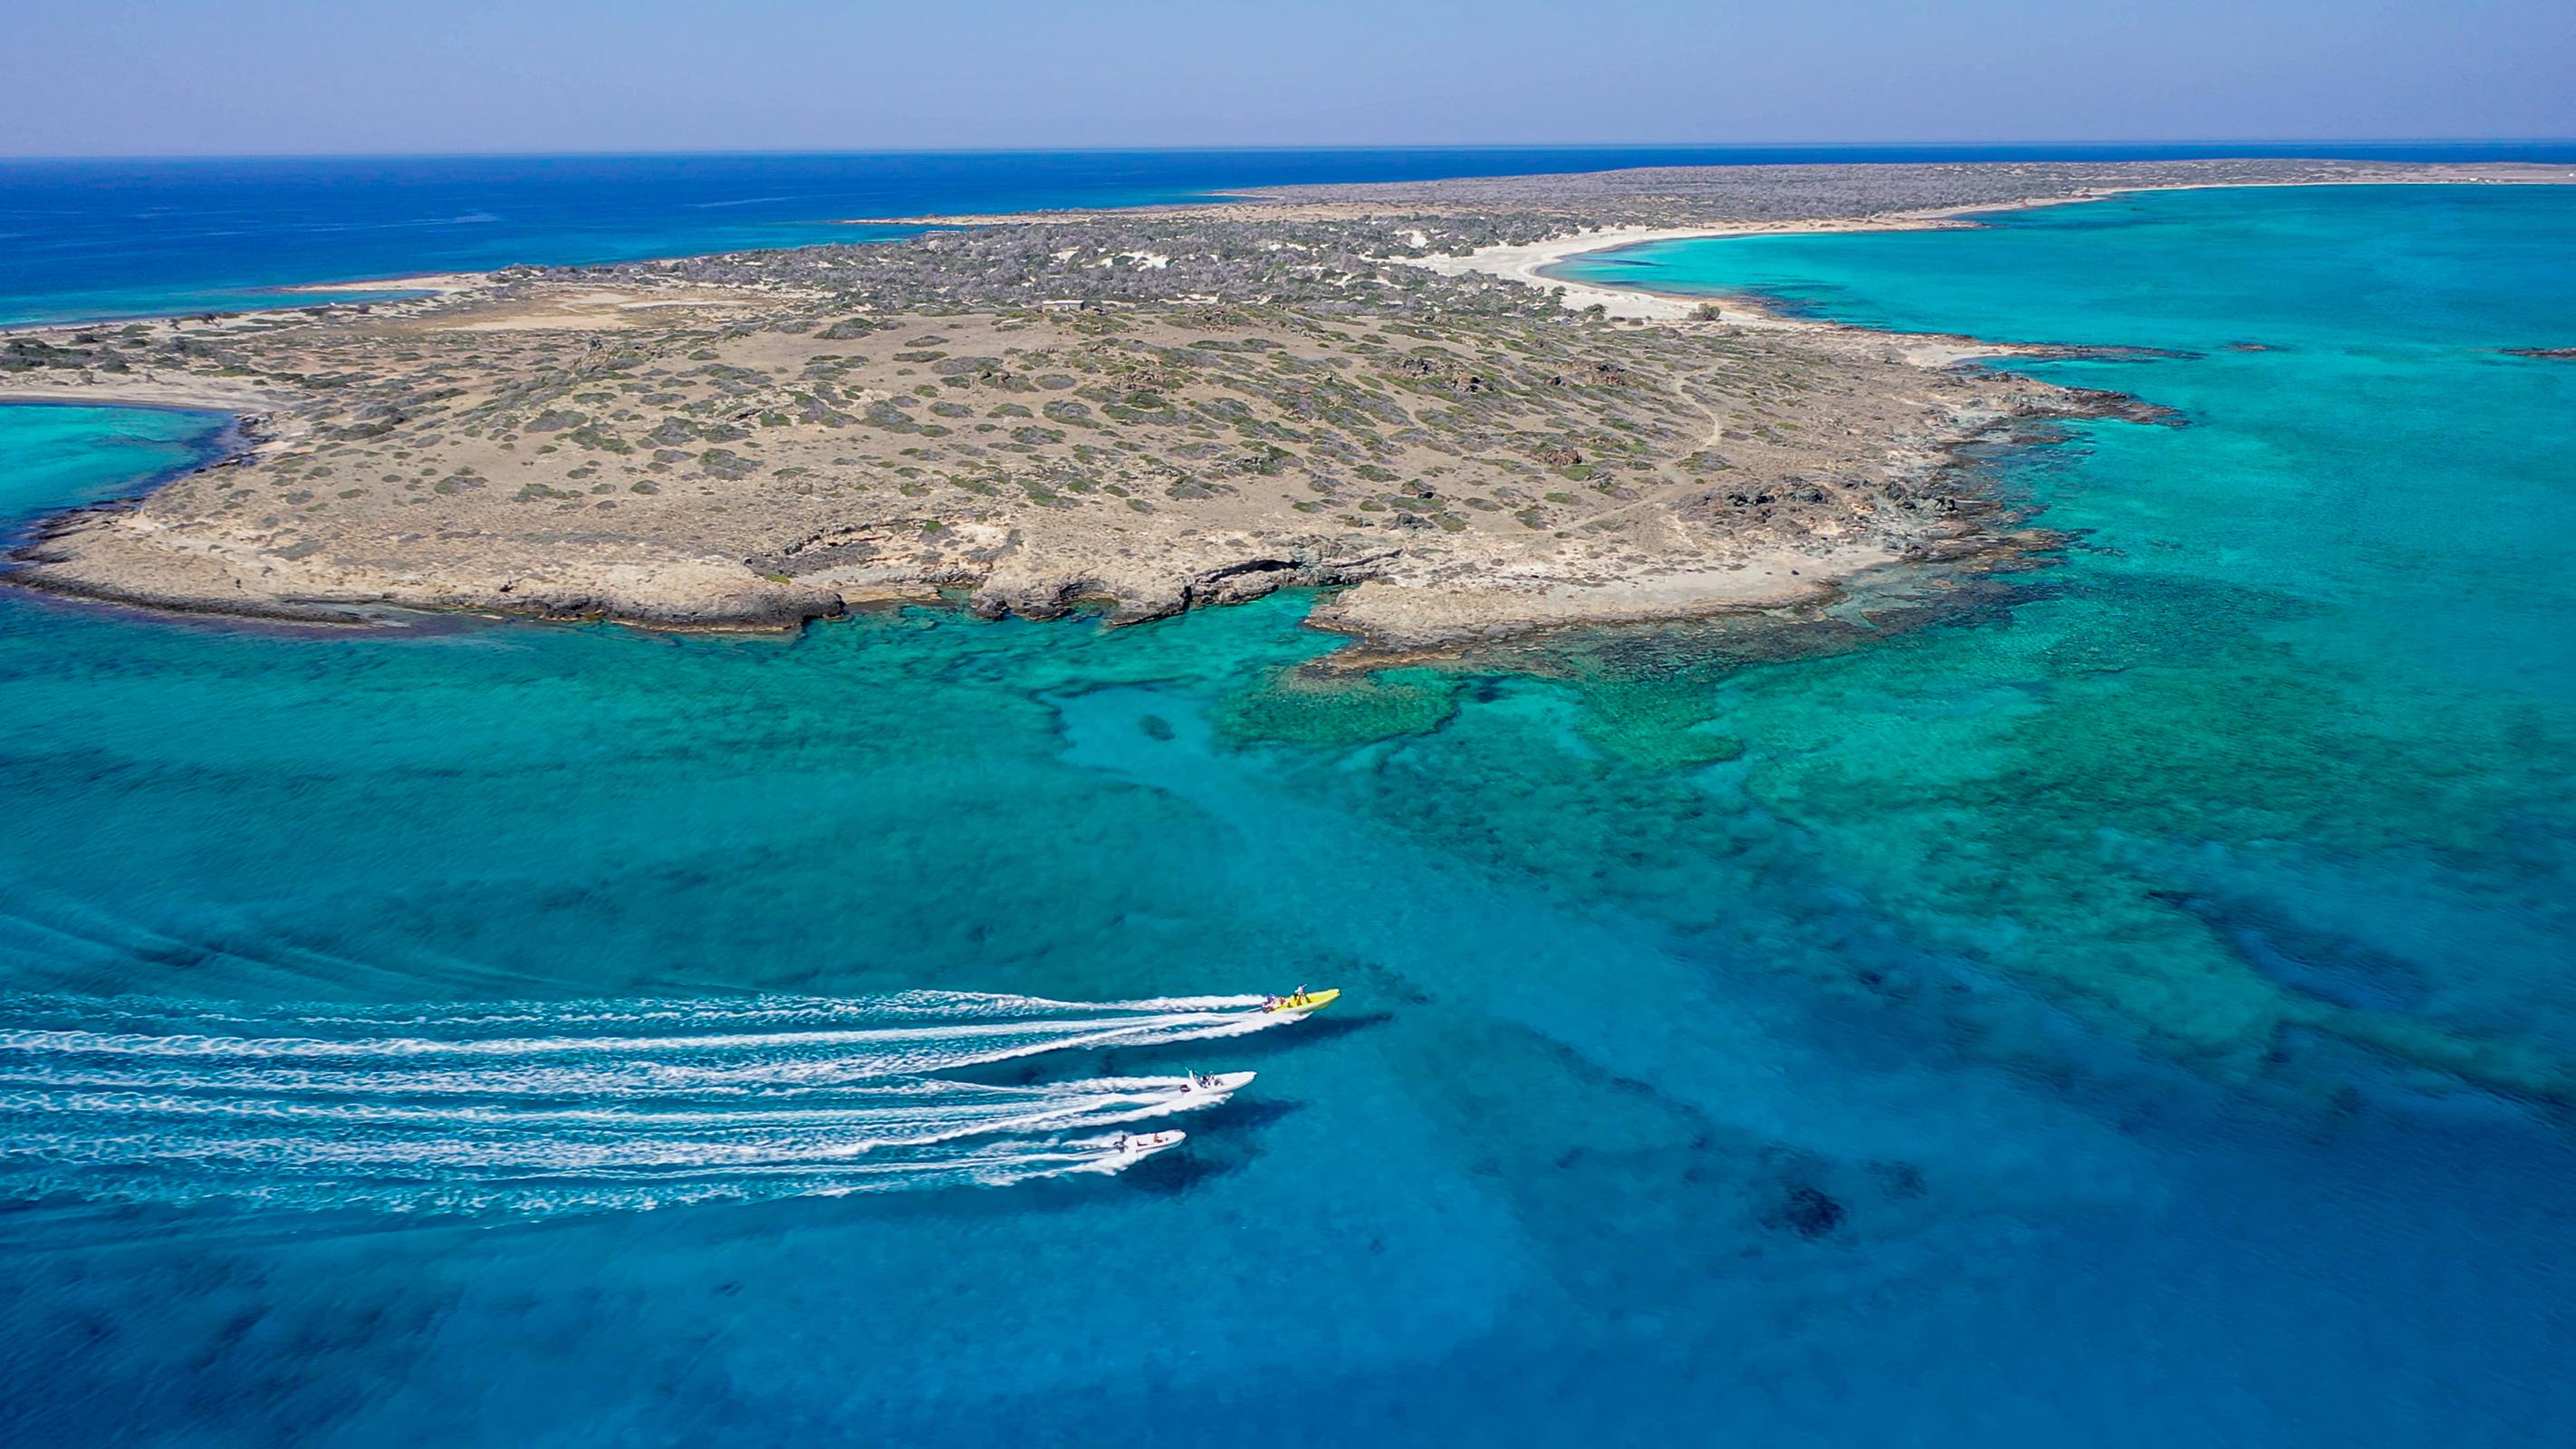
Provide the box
[1764,1184,1848,1240]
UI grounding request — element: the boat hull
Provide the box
[1264,988,1340,1015]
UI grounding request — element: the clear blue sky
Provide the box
[6,0,2571,156]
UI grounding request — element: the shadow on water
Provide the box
[2159,891,2431,1013]
[939,1010,1394,1090]
[1120,1009,1392,1069]
[1118,1096,1304,1197]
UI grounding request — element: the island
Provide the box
[5,158,2562,647]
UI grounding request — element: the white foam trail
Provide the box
[1,1013,1229,1060]
[0,1078,1237,1166]
[0,992,1291,1077]
[0,1132,1172,1217]
[0,1060,1213,1101]
[0,991,1271,1219]
[6,990,1269,1032]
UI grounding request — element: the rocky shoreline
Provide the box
[2,322,2149,646]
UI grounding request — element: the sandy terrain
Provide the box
[10,275,2108,642]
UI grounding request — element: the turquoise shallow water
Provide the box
[4,184,2575,1444]
[0,402,235,524]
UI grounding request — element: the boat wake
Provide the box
[0,992,1277,1216]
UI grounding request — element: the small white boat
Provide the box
[1183,1070,1254,1095]
[1112,1130,1186,1158]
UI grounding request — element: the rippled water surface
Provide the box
[4,183,2575,1445]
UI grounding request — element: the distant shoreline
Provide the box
[866,167,2576,333]
[12,162,2568,336]
[1434,173,2576,325]
[1523,195,2103,320]
[266,274,481,301]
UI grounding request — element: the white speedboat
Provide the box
[1111,1130,1186,1158]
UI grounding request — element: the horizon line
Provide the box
[7,138,2576,165]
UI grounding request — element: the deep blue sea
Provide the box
[3,158,2575,1445]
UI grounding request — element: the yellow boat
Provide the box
[1264,987,1340,1014]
